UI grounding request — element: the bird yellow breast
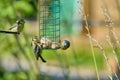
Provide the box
[18,24,24,32]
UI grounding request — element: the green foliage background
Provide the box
[0,0,105,80]
[0,0,39,80]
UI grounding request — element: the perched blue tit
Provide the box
[8,19,25,33]
[31,36,46,62]
[61,40,70,50]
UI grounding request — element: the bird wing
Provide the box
[8,24,18,32]
[34,45,40,60]
[8,24,17,30]
[34,45,41,54]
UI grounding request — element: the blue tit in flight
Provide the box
[8,19,25,33]
[61,40,70,50]
[31,36,46,62]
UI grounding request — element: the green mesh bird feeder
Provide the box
[38,0,61,49]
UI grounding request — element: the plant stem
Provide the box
[88,34,100,80]
[84,15,100,80]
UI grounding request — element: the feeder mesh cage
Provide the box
[38,0,61,49]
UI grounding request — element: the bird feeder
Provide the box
[38,0,61,49]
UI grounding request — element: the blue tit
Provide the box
[31,36,46,62]
[8,19,25,33]
[61,40,70,50]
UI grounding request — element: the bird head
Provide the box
[31,36,40,49]
[16,19,25,24]
[32,36,40,43]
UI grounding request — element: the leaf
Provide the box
[14,1,34,17]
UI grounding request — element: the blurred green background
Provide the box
[0,0,111,80]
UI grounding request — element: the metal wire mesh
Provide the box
[38,0,60,49]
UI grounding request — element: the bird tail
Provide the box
[39,55,46,62]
